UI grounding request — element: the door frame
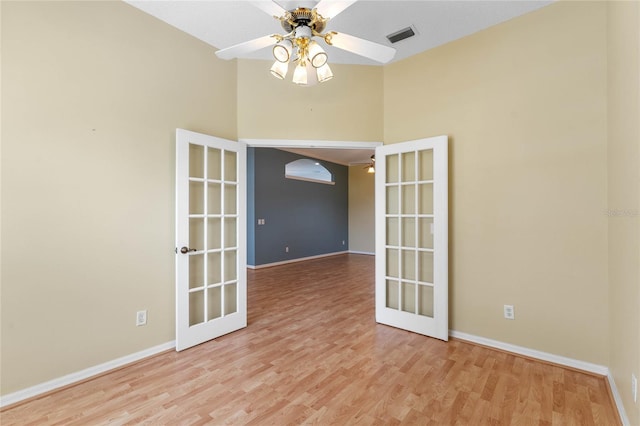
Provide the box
[240,139,383,159]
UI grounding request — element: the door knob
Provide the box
[180,246,197,254]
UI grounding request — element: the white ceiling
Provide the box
[125,0,552,164]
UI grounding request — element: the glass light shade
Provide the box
[316,63,333,82]
[367,165,375,174]
[292,63,308,85]
[273,39,293,63]
[270,60,288,79]
[308,41,328,68]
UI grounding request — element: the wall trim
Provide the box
[449,330,609,375]
[247,251,348,270]
[240,139,382,149]
[0,340,176,409]
[607,371,631,426]
[348,250,375,256]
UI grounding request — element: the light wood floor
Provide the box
[2,254,620,425]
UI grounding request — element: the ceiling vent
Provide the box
[386,26,416,44]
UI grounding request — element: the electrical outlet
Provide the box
[136,310,147,326]
[632,373,637,403]
[285,246,289,253]
[503,305,515,320]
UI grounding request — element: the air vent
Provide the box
[386,26,416,44]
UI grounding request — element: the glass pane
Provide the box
[224,185,237,215]
[402,250,416,281]
[224,283,237,315]
[224,218,237,248]
[418,218,434,249]
[189,290,204,326]
[207,148,221,181]
[189,181,204,215]
[401,185,416,215]
[207,252,221,285]
[386,280,399,309]
[207,217,221,250]
[418,251,434,283]
[189,254,204,289]
[402,217,415,248]
[208,183,221,215]
[402,282,416,313]
[386,154,399,183]
[285,159,333,184]
[386,248,399,278]
[386,186,398,215]
[418,285,434,317]
[224,250,237,281]
[419,183,433,215]
[189,218,204,252]
[418,149,433,181]
[189,144,204,178]
[386,217,399,246]
[402,152,415,182]
[224,151,237,182]
[207,286,222,320]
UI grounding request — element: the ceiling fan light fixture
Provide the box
[270,60,289,79]
[367,165,375,174]
[308,41,328,68]
[316,63,333,82]
[292,62,308,85]
[273,39,293,62]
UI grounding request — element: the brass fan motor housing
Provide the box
[280,7,327,34]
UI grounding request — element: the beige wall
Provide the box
[607,1,640,423]
[348,166,375,253]
[237,59,383,141]
[1,1,237,394]
[385,2,610,364]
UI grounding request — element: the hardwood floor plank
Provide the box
[0,254,621,425]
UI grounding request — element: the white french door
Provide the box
[375,136,448,340]
[175,129,247,351]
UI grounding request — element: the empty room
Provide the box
[1,0,639,424]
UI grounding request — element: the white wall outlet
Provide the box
[503,305,515,320]
[136,310,147,326]
[632,373,637,403]
[285,246,289,253]
[342,240,345,245]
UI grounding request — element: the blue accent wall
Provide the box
[247,147,348,266]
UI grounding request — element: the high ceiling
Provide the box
[126,0,552,66]
[125,0,552,164]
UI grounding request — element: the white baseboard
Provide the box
[247,251,348,270]
[607,371,631,426]
[449,330,609,375]
[348,250,375,256]
[450,330,630,424]
[0,340,176,409]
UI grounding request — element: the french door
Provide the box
[175,129,247,351]
[375,136,449,340]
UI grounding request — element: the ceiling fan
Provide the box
[350,154,376,173]
[215,0,396,85]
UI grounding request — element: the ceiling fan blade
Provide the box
[249,1,287,18]
[315,0,357,19]
[215,35,277,60]
[327,32,396,63]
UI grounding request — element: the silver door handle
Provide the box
[180,246,197,254]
